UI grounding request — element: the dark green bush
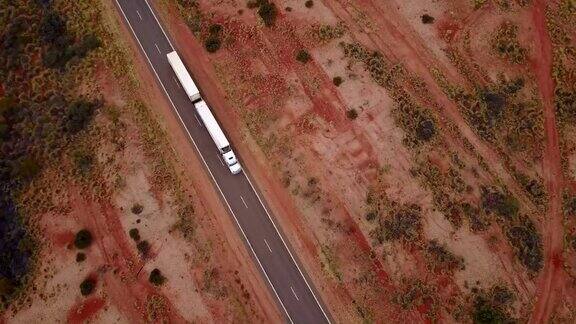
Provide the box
[64,100,96,134]
[129,228,140,241]
[332,76,343,86]
[149,268,166,286]
[74,229,92,249]
[131,203,143,215]
[416,118,435,141]
[80,278,95,296]
[305,0,314,8]
[258,1,278,27]
[137,240,150,257]
[421,14,434,24]
[204,36,221,53]
[296,49,311,63]
[346,109,358,120]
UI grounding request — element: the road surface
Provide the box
[114,0,330,323]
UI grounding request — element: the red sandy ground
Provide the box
[145,0,574,322]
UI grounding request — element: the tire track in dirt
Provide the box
[74,193,188,323]
[323,0,537,211]
[529,1,565,322]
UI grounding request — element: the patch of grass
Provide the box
[80,278,95,296]
[480,187,519,221]
[491,21,527,64]
[505,219,543,272]
[332,76,343,86]
[296,49,311,63]
[375,203,422,243]
[131,203,143,215]
[314,22,346,43]
[129,228,140,241]
[73,149,94,175]
[425,240,465,273]
[149,268,166,286]
[74,229,93,249]
[346,109,358,120]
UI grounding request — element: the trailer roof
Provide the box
[167,51,200,100]
[194,100,230,150]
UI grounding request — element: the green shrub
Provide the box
[506,222,543,272]
[131,203,143,215]
[332,76,343,86]
[346,109,358,120]
[305,0,314,8]
[481,188,519,220]
[491,21,527,64]
[76,252,86,262]
[74,229,92,249]
[296,49,311,63]
[129,228,140,241]
[80,278,95,296]
[137,240,150,257]
[258,2,278,27]
[64,100,97,134]
[149,268,166,286]
[209,24,223,35]
[73,150,94,174]
[204,36,221,53]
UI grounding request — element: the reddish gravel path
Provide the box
[529,1,565,323]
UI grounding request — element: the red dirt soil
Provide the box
[528,0,565,322]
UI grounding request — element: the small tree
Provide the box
[80,278,95,296]
[332,76,343,86]
[204,37,221,53]
[305,0,314,8]
[421,14,435,24]
[129,228,140,241]
[346,109,358,120]
[137,240,150,257]
[258,1,278,27]
[76,252,86,262]
[296,49,311,63]
[149,268,166,286]
[131,203,143,215]
[74,229,92,249]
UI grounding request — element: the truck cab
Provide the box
[222,146,242,174]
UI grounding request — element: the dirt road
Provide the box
[529,1,565,322]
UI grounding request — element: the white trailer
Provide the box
[194,100,242,174]
[167,51,201,103]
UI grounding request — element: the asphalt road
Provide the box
[114,1,330,323]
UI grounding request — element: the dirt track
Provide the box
[529,0,564,322]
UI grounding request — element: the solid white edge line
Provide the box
[114,2,295,323]
[244,171,331,322]
[140,1,332,322]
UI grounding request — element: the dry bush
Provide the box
[491,21,527,64]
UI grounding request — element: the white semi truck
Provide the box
[166,51,242,175]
